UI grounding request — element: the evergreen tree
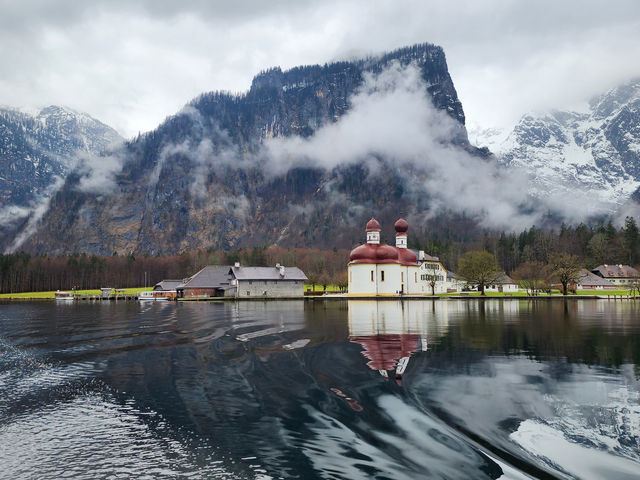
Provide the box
[623,217,639,265]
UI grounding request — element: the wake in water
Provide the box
[0,338,252,479]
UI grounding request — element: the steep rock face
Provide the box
[474,79,640,211]
[0,106,122,211]
[22,43,482,255]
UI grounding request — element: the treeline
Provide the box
[0,247,350,294]
[416,217,640,274]
[3,217,639,294]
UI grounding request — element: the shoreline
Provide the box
[1,294,637,302]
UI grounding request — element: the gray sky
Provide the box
[1,0,639,137]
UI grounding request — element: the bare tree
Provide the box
[511,261,545,296]
[458,251,502,296]
[424,274,438,296]
[549,253,582,295]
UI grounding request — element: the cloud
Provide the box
[2,176,66,253]
[262,62,543,230]
[1,1,639,138]
[74,149,127,194]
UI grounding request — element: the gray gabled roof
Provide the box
[231,266,308,281]
[578,269,615,287]
[154,280,183,291]
[494,273,517,285]
[446,271,464,281]
[182,266,233,289]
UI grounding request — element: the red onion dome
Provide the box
[349,243,399,263]
[398,248,418,265]
[366,217,381,231]
[349,244,374,262]
[376,244,399,262]
[394,218,409,233]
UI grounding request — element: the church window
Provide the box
[381,271,385,282]
[370,270,374,282]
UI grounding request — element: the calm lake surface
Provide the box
[1,299,639,479]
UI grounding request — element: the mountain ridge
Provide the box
[16,42,493,255]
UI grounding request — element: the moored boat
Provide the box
[138,290,177,301]
[55,291,74,301]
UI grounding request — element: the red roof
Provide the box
[350,217,418,266]
[394,218,408,233]
[350,334,420,371]
[398,248,417,264]
[349,243,418,266]
[365,217,381,231]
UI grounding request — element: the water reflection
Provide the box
[1,299,640,479]
[348,300,444,384]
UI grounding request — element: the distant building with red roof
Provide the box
[592,264,640,288]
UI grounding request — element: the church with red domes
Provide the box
[348,217,424,296]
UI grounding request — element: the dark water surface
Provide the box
[1,299,639,479]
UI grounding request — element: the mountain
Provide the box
[472,79,640,213]
[0,106,123,247]
[15,43,494,255]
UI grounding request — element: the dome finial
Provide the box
[366,217,381,244]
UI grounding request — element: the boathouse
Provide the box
[177,264,308,298]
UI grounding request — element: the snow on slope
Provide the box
[471,79,640,216]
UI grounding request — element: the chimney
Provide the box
[234,262,240,268]
[279,265,285,277]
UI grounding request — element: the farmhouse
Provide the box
[577,269,616,290]
[232,264,307,297]
[484,273,519,293]
[592,264,640,288]
[176,264,308,298]
[348,217,422,296]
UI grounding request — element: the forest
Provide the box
[1,217,639,294]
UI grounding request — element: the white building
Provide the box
[483,273,519,293]
[348,217,425,296]
[445,271,466,293]
[592,264,640,288]
[418,252,448,294]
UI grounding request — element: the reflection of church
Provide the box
[348,301,439,385]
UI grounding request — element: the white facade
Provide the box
[349,263,422,296]
[484,283,519,293]
[418,260,448,294]
[347,218,422,296]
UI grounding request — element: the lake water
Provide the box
[0,299,639,479]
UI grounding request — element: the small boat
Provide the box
[138,291,156,301]
[138,290,176,301]
[55,291,74,301]
[154,290,177,301]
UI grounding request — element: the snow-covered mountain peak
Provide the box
[590,78,640,120]
[473,78,640,215]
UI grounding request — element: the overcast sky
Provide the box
[1,0,639,138]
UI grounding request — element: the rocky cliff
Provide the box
[0,106,122,250]
[16,43,489,254]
